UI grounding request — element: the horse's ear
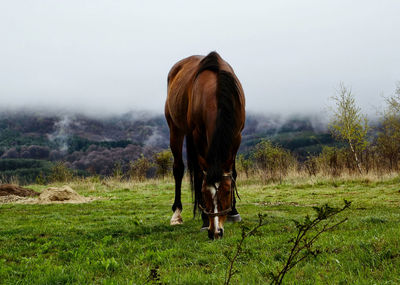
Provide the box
[198,155,208,171]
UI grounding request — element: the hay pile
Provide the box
[38,186,93,204]
[0,185,96,204]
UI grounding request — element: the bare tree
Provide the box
[377,83,400,170]
[388,82,400,113]
[329,84,369,174]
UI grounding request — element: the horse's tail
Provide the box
[196,51,241,186]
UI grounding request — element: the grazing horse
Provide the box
[165,51,245,239]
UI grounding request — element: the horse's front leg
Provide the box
[170,158,184,225]
[170,130,184,225]
[227,160,242,222]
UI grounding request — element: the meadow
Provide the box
[1,175,400,284]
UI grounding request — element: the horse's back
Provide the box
[165,53,245,134]
[165,55,203,132]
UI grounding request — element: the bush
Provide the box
[376,96,400,171]
[303,155,317,176]
[314,146,346,176]
[112,161,124,180]
[48,161,74,182]
[129,155,152,181]
[236,154,252,178]
[154,150,173,179]
[251,140,297,182]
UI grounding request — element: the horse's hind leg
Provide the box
[169,126,185,225]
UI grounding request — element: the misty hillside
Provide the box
[0,110,337,182]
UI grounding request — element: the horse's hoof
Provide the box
[200,218,209,231]
[170,218,183,225]
[227,214,242,222]
[170,209,183,225]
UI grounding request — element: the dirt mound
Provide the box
[38,186,91,203]
[0,185,97,204]
[0,184,39,197]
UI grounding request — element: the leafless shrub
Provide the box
[129,155,152,181]
[252,140,297,183]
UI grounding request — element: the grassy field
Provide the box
[1,175,400,284]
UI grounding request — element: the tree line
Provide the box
[1,83,399,184]
[236,83,400,181]
[89,81,400,184]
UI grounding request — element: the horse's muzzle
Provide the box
[208,228,224,240]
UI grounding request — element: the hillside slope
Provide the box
[0,110,336,180]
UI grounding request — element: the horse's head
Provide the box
[201,171,234,240]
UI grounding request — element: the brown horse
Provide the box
[165,51,245,239]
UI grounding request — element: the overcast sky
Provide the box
[1,1,400,116]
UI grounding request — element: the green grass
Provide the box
[1,176,400,284]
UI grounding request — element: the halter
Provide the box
[198,171,237,217]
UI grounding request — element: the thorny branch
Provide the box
[271,200,351,285]
[223,200,351,285]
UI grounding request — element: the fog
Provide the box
[1,1,399,116]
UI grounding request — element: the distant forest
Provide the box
[0,110,337,183]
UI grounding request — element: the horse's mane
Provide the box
[204,53,240,185]
[187,51,241,214]
[196,52,239,187]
